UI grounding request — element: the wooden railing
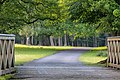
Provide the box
[0,34,15,75]
[107,36,120,68]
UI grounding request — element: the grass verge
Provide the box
[0,74,13,80]
[79,46,107,66]
[92,46,107,51]
[15,47,57,65]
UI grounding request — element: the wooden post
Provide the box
[0,34,15,75]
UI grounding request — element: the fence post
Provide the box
[0,34,15,75]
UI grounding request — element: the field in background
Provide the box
[15,44,73,65]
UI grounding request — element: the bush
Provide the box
[96,51,107,57]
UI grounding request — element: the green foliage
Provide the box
[0,0,59,33]
[69,0,120,35]
[74,23,96,38]
[113,9,120,18]
[96,51,107,57]
[1,0,120,40]
[19,25,34,37]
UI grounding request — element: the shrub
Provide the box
[96,51,107,57]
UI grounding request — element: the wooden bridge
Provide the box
[0,34,15,75]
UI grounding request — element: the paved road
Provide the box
[12,49,120,80]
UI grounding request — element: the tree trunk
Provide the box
[76,39,78,46]
[38,36,42,46]
[86,37,89,47]
[93,36,97,47]
[64,34,67,46]
[33,36,37,45]
[38,40,41,46]
[71,36,74,46]
[46,36,50,46]
[26,36,29,45]
[50,36,54,46]
[84,40,86,47]
[97,39,100,46]
[61,37,62,46]
[21,37,24,44]
[71,41,74,46]
[54,38,57,46]
[31,36,34,45]
[81,39,84,47]
[58,36,61,46]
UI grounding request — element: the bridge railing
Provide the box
[107,36,120,68]
[0,34,15,75]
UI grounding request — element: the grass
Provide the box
[0,74,13,80]
[15,44,73,65]
[15,47,56,65]
[15,44,73,50]
[92,46,107,51]
[80,46,107,66]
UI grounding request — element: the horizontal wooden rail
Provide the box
[0,34,15,75]
[107,36,120,68]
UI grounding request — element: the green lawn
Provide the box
[15,44,73,65]
[80,47,107,66]
[15,47,56,65]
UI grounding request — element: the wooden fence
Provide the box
[107,36,120,68]
[0,34,15,75]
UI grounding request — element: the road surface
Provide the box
[11,49,120,80]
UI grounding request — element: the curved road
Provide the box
[12,49,120,80]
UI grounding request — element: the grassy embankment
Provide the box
[80,46,107,66]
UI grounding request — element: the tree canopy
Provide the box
[0,0,120,36]
[69,0,120,35]
[0,0,59,33]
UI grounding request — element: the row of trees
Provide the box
[0,0,120,46]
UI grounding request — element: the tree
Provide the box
[69,0,120,36]
[0,0,59,33]
[19,25,34,45]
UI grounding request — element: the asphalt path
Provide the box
[11,48,120,80]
